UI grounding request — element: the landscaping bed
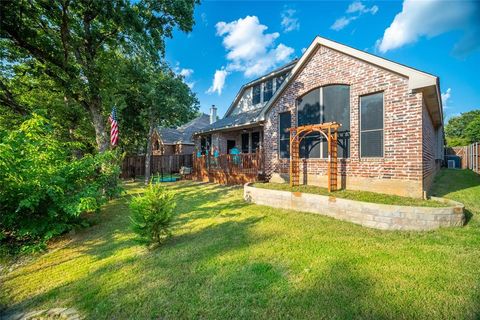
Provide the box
[245,183,464,231]
[251,183,448,207]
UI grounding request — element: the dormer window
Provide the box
[263,79,273,102]
[252,84,261,105]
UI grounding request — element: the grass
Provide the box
[252,182,448,207]
[1,169,479,319]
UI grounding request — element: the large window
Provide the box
[252,84,261,105]
[360,92,383,157]
[296,85,350,158]
[252,132,260,152]
[279,112,291,158]
[263,79,273,102]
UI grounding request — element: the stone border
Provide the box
[244,183,465,231]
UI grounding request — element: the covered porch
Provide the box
[194,124,265,184]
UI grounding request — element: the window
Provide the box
[360,92,383,157]
[298,89,321,158]
[252,84,261,105]
[200,135,212,154]
[252,132,260,152]
[241,133,249,153]
[296,85,350,158]
[263,79,273,102]
[279,112,291,158]
[276,73,287,89]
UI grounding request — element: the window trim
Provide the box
[359,91,385,159]
[295,85,351,159]
[278,111,291,159]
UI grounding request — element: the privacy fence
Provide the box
[465,142,479,174]
[121,154,193,179]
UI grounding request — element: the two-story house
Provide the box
[195,36,444,198]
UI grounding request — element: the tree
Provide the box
[445,110,480,146]
[1,0,198,152]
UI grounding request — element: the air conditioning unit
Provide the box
[447,160,456,169]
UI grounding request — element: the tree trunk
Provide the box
[88,97,109,152]
[144,121,155,185]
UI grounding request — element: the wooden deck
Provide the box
[193,152,265,185]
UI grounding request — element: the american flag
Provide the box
[108,107,119,146]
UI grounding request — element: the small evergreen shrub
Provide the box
[129,183,176,245]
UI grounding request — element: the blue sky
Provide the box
[165,0,480,120]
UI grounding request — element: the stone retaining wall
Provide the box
[244,183,465,231]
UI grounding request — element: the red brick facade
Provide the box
[264,45,437,198]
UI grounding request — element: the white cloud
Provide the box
[347,1,378,14]
[301,47,307,54]
[207,69,228,95]
[331,17,356,31]
[442,88,452,109]
[201,12,208,26]
[281,8,300,33]
[331,1,378,31]
[179,68,193,78]
[208,15,295,92]
[377,0,479,54]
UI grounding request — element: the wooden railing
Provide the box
[193,152,265,184]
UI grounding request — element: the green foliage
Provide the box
[0,115,122,253]
[445,110,480,146]
[129,183,176,245]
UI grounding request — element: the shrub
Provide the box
[129,183,176,245]
[0,115,122,254]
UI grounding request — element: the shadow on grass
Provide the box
[430,169,480,197]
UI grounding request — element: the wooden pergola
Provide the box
[289,122,341,192]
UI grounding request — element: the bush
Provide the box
[129,183,176,245]
[0,115,122,254]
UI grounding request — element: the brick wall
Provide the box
[264,45,426,197]
[422,100,440,192]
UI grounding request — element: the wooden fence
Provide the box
[465,142,480,174]
[121,154,193,179]
[193,152,265,185]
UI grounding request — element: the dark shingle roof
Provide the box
[196,108,262,134]
[157,114,210,144]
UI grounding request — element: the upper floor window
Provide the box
[252,84,261,105]
[276,73,287,88]
[297,85,350,158]
[360,92,383,157]
[263,79,273,102]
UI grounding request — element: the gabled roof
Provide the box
[259,36,442,124]
[223,59,298,118]
[157,113,210,145]
[195,108,262,134]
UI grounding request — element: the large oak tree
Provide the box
[1,0,198,152]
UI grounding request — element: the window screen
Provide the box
[252,132,260,152]
[241,133,249,153]
[323,85,350,158]
[279,112,291,158]
[360,92,383,157]
[252,84,261,105]
[263,79,273,102]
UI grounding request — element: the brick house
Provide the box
[195,36,444,198]
[152,113,210,155]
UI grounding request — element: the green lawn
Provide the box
[1,169,480,319]
[252,182,448,207]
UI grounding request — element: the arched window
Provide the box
[297,85,350,158]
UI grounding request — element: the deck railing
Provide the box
[193,151,265,183]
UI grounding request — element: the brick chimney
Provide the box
[210,105,217,124]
